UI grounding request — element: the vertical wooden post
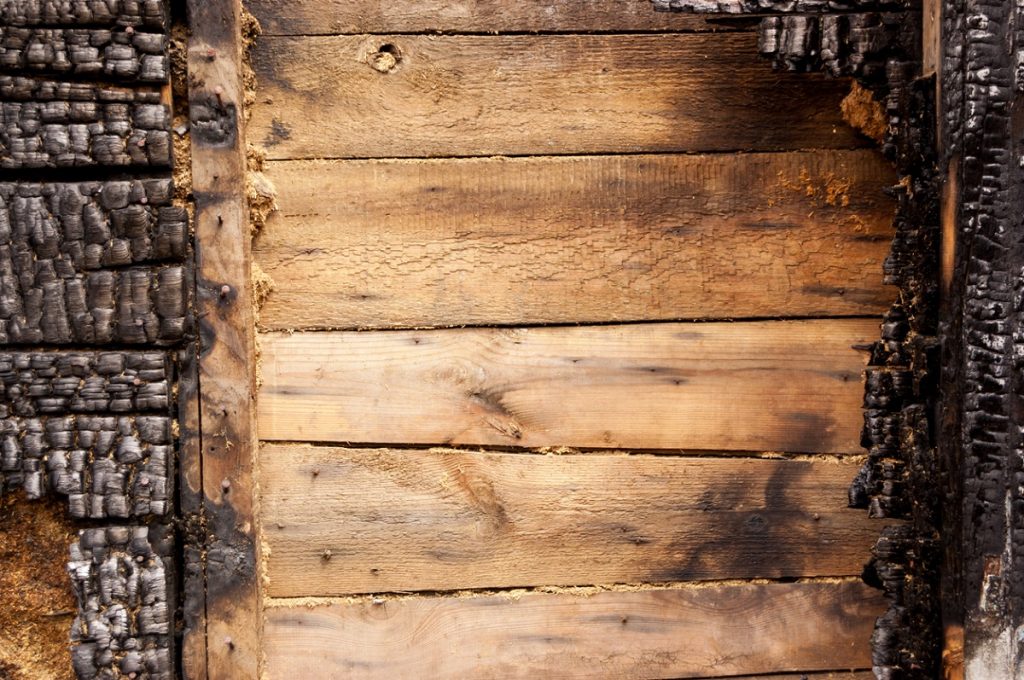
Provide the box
[186,0,262,676]
[938,0,1024,674]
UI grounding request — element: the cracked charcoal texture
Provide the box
[0,415,172,518]
[0,97,171,168]
[652,0,911,13]
[758,12,919,82]
[68,525,173,680]
[0,179,189,344]
[0,27,168,82]
[0,351,170,417]
[935,0,1024,665]
[0,0,168,28]
[0,2,182,678]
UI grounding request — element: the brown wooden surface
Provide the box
[250,33,864,160]
[187,0,262,675]
[262,581,883,679]
[262,445,886,596]
[257,319,874,453]
[255,150,895,330]
[248,0,736,35]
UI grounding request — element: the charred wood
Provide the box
[67,524,174,680]
[0,414,172,518]
[0,0,168,29]
[0,27,168,82]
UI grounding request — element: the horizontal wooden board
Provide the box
[263,581,883,679]
[262,446,885,596]
[257,319,874,452]
[248,0,737,35]
[251,33,864,159]
[256,151,895,329]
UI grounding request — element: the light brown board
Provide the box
[248,0,734,34]
[251,33,864,159]
[263,581,883,679]
[255,150,895,330]
[261,446,887,597]
[257,319,875,452]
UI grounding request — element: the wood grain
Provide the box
[247,0,734,35]
[187,0,262,675]
[257,319,875,453]
[250,33,864,160]
[261,445,886,596]
[256,150,895,329]
[263,581,883,679]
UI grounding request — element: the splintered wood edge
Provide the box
[186,0,262,677]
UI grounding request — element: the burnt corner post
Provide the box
[185,0,263,676]
[653,0,1024,676]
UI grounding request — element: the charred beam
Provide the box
[0,0,168,29]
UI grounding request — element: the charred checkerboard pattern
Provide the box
[68,525,174,679]
[0,27,168,82]
[0,414,172,517]
[652,0,912,13]
[0,180,189,345]
[653,0,943,675]
[0,1,182,678]
[0,1,168,28]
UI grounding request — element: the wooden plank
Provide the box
[262,446,886,597]
[257,319,874,453]
[263,581,883,679]
[248,0,736,35]
[186,0,261,676]
[251,33,864,160]
[256,150,895,330]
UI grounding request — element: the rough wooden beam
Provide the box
[67,524,174,680]
[0,28,168,82]
[187,0,262,675]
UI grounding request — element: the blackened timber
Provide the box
[0,180,187,269]
[0,0,168,29]
[758,12,918,81]
[653,0,912,13]
[0,27,169,82]
[0,351,170,416]
[0,97,171,168]
[0,74,162,102]
[67,524,174,680]
[0,414,172,517]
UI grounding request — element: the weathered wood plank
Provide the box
[263,581,883,679]
[0,28,168,82]
[262,446,886,597]
[251,33,864,160]
[187,0,262,675]
[257,150,895,330]
[248,0,733,35]
[257,320,875,453]
[0,0,168,28]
